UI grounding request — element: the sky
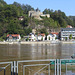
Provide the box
[4,0,75,16]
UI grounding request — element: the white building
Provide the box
[47,32,59,41]
[6,34,21,42]
[24,33,36,41]
[29,33,36,41]
[37,34,45,41]
[61,28,75,41]
[47,34,53,41]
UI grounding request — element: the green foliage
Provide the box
[24,27,32,36]
[26,38,29,41]
[39,28,48,35]
[55,37,57,40]
[45,32,48,36]
[65,37,67,41]
[0,0,7,6]
[43,8,53,15]
[69,16,75,27]
[43,18,57,32]
[13,2,21,7]
[0,37,4,41]
[0,0,74,40]
[7,20,20,34]
[41,37,43,41]
[0,1,33,39]
[1,33,7,40]
[49,37,50,40]
[69,34,72,40]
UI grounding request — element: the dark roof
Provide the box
[61,28,75,31]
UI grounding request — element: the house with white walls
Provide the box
[47,32,59,41]
[6,34,21,42]
[37,33,45,41]
[47,34,53,41]
[24,33,36,41]
[29,33,36,41]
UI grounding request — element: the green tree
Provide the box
[0,0,7,6]
[69,34,72,40]
[65,37,67,41]
[43,8,53,15]
[39,28,48,35]
[13,2,21,7]
[44,18,55,32]
[51,10,67,27]
[49,37,50,40]
[24,27,32,35]
[22,4,34,14]
[41,37,43,41]
[0,0,75,40]
[7,20,20,34]
[26,38,29,41]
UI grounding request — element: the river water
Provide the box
[0,43,75,75]
[0,43,75,61]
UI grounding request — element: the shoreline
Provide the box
[0,41,75,44]
[61,41,75,44]
[21,41,51,44]
[0,41,51,44]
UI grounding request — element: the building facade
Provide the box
[37,33,45,41]
[6,34,21,42]
[61,28,75,41]
[24,33,36,41]
[47,32,59,41]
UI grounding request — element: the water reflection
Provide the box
[0,43,75,61]
[60,43,75,58]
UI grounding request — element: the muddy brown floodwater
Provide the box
[0,43,75,75]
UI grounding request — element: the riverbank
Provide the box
[21,41,51,44]
[61,41,75,44]
[0,40,75,44]
[0,41,51,44]
[0,41,19,44]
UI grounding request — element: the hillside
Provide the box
[0,0,74,40]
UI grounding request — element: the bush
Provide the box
[69,34,72,40]
[26,38,29,41]
[41,37,43,41]
[49,37,50,40]
[55,37,57,40]
[0,37,4,41]
[65,37,67,41]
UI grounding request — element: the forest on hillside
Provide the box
[0,0,75,40]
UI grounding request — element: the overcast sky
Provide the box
[4,0,75,16]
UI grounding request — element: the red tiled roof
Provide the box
[51,32,59,35]
[41,33,45,36]
[38,33,45,36]
[7,34,20,37]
